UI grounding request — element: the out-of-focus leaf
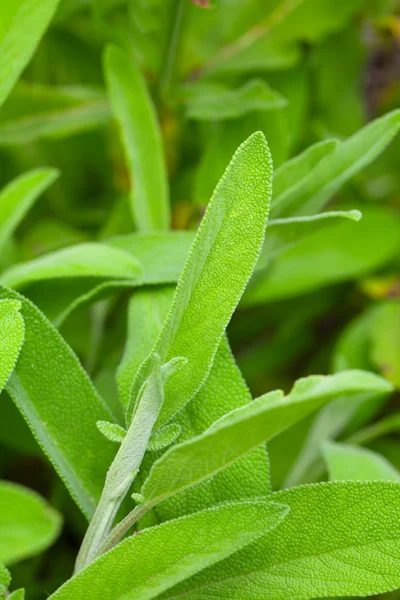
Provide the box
[0,299,24,393]
[323,441,400,481]
[140,370,389,508]
[104,45,170,232]
[0,169,59,253]
[0,480,62,565]
[49,501,288,600]
[127,132,273,427]
[370,300,400,387]
[0,0,60,107]
[183,79,286,121]
[0,286,117,520]
[244,206,400,304]
[0,83,110,145]
[165,481,400,599]
[0,243,142,289]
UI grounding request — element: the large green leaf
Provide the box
[0,480,62,565]
[0,243,142,289]
[0,83,110,145]
[140,370,389,508]
[50,500,288,600]
[323,441,400,481]
[127,132,273,426]
[0,299,24,393]
[0,169,58,253]
[0,286,117,519]
[165,481,400,599]
[0,0,60,107]
[104,45,169,232]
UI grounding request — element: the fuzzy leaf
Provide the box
[104,45,169,232]
[0,480,62,565]
[141,370,388,507]
[0,299,24,393]
[148,424,181,452]
[127,132,273,426]
[165,481,400,599]
[0,286,117,519]
[323,441,400,481]
[0,0,60,107]
[49,500,288,600]
[96,421,126,444]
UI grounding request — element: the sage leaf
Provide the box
[0,169,59,253]
[0,299,24,393]
[165,481,400,600]
[141,370,388,507]
[104,45,170,231]
[50,500,288,600]
[0,480,62,565]
[96,421,126,444]
[0,286,117,519]
[323,441,400,481]
[0,0,60,107]
[127,131,273,426]
[148,423,181,452]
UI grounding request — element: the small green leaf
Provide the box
[0,0,60,107]
[183,79,286,121]
[141,370,389,507]
[0,480,62,566]
[323,441,400,481]
[0,562,11,592]
[148,423,181,452]
[0,299,24,393]
[0,243,142,289]
[127,132,273,427]
[0,169,59,253]
[96,421,126,444]
[0,286,117,520]
[167,481,400,599]
[8,589,25,600]
[104,45,170,232]
[51,500,288,600]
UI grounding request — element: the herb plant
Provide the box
[1,1,400,599]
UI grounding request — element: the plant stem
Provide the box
[97,502,153,557]
[158,0,184,97]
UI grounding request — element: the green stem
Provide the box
[158,0,184,97]
[97,502,153,557]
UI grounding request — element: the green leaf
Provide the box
[0,0,60,107]
[0,83,110,145]
[104,44,170,232]
[50,500,288,600]
[148,423,181,452]
[261,209,361,264]
[244,205,400,304]
[0,286,117,520]
[141,370,388,507]
[323,441,400,481]
[0,243,142,289]
[183,79,286,121]
[8,589,25,600]
[96,421,126,444]
[117,287,175,408]
[0,299,24,393]
[0,169,59,253]
[0,480,62,565]
[127,131,273,426]
[370,300,400,387]
[166,481,400,599]
[0,562,10,591]
[271,139,338,218]
[273,109,400,217]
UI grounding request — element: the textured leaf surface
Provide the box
[0,243,142,289]
[323,441,400,481]
[141,370,387,507]
[0,480,61,565]
[0,299,24,393]
[0,0,60,106]
[49,501,288,600]
[127,132,273,426]
[0,286,116,519]
[165,481,400,599]
[0,169,59,253]
[104,45,169,231]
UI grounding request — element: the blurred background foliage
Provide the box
[1,0,400,597]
